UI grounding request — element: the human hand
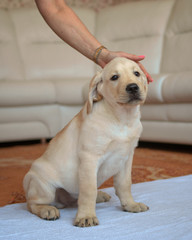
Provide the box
[98,49,153,84]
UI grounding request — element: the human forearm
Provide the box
[35,0,102,61]
[35,0,153,82]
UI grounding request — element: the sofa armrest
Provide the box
[146,72,192,104]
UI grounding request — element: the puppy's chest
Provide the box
[97,124,141,179]
[99,139,131,166]
[97,140,134,187]
[103,122,142,149]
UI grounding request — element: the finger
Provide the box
[123,53,153,83]
[147,74,153,83]
[121,53,145,62]
[137,62,153,83]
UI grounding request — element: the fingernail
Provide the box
[149,76,154,82]
[146,74,153,84]
[139,55,145,59]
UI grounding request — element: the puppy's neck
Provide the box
[102,99,141,125]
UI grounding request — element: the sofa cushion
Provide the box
[161,0,192,73]
[54,78,90,105]
[0,78,90,107]
[9,7,95,81]
[141,103,192,122]
[146,72,192,104]
[0,105,61,141]
[0,9,24,81]
[0,81,55,107]
[145,74,168,104]
[162,72,192,103]
[96,0,175,74]
[141,121,192,144]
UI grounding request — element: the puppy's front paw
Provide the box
[74,216,99,227]
[123,202,149,213]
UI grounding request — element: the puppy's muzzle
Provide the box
[126,83,139,94]
[126,83,141,103]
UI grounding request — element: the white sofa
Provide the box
[0,0,192,145]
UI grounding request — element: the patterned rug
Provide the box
[0,142,191,207]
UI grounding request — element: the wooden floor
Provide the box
[0,140,191,207]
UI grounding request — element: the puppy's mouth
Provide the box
[117,93,144,105]
[128,92,142,103]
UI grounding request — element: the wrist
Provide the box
[93,46,107,65]
[96,48,110,68]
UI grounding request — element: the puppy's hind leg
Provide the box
[96,191,111,203]
[29,204,60,221]
[23,173,60,220]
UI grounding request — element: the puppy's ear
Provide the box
[87,71,103,114]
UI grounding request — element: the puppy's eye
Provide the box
[134,71,140,77]
[110,75,119,81]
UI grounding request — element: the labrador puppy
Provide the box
[23,57,149,227]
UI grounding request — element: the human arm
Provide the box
[35,0,153,83]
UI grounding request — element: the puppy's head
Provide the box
[87,57,148,114]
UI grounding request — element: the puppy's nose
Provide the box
[126,83,139,93]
